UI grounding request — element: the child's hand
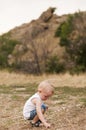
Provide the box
[44,122,51,128]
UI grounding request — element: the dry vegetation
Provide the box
[0,70,86,130]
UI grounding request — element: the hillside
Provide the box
[0,7,86,74]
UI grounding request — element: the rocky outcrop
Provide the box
[39,7,56,22]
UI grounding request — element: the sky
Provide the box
[0,0,86,34]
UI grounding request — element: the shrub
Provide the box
[66,35,86,72]
[55,15,73,46]
[55,12,86,73]
[45,55,64,73]
[0,35,19,68]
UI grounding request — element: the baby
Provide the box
[23,80,54,128]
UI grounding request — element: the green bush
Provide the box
[0,54,7,67]
[55,22,64,37]
[55,15,73,46]
[45,55,64,73]
[67,35,86,73]
[55,12,86,73]
[0,35,19,68]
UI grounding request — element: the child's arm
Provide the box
[33,98,51,128]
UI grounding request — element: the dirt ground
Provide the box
[0,71,86,130]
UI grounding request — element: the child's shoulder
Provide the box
[31,93,41,104]
[32,93,40,98]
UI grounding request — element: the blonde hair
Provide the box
[38,80,54,94]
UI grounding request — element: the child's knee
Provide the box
[41,104,48,112]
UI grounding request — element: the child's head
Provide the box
[38,80,54,100]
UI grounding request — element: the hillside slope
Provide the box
[0,7,86,74]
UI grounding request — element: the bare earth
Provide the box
[0,71,86,130]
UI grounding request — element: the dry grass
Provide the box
[0,70,86,87]
[0,70,86,130]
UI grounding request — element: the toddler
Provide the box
[23,80,54,128]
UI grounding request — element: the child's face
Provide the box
[40,90,52,100]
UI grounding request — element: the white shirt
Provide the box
[23,93,42,119]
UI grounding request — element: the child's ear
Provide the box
[38,89,41,93]
[39,90,42,93]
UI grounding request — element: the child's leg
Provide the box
[30,103,47,126]
[32,107,45,123]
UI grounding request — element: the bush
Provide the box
[55,15,73,46]
[45,55,64,73]
[66,35,86,72]
[55,12,86,73]
[0,35,20,68]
